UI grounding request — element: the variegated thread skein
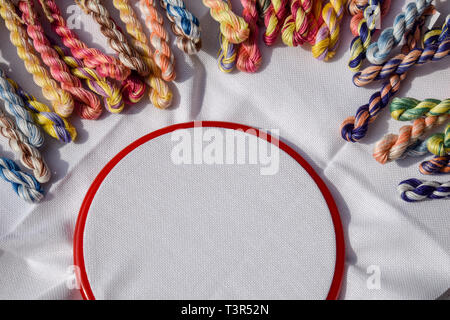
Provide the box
[420,155,450,175]
[111,0,172,109]
[0,68,43,147]
[160,0,201,55]
[75,0,149,76]
[426,124,449,157]
[0,111,50,183]
[19,0,102,120]
[341,26,450,143]
[263,0,289,45]
[398,179,450,202]
[139,0,176,81]
[366,0,434,65]
[237,0,262,72]
[349,0,390,37]
[0,157,43,203]
[7,77,77,143]
[0,0,74,118]
[53,46,125,114]
[38,0,130,81]
[203,0,250,44]
[281,0,322,47]
[373,98,450,164]
[218,0,237,73]
[312,0,346,61]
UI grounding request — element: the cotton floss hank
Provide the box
[7,77,77,143]
[111,0,173,109]
[0,157,43,203]
[398,179,450,202]
[0,67,43,147]
[0,0,74,118]
[160,0,202,55]
[19,0,102,120]
[237,0,262,72]
[139,0,176,81]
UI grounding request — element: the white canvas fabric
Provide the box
[0,0,448,300]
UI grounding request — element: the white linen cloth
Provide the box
[0,0,448,299]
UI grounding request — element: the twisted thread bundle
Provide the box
[0,157,43,203]
[0,68,43,148]
[263,0,289,46]
[111,0,172,109]
[7,77,76,143]
[237,0,262,72]
[160,0,201,54]
[0,111,50,183]
[312,0,346,61]
[0,0,74,118]
[366,0,434,65]
[420,155,450,175]
[398,179,450,202]
[139,0,176,81]
[341,25,450,143]
[19,0,102,120]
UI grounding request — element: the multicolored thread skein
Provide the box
[373,98,449,164]
[7,77,76,143]
[347,0,368,34]
[348,0,386,71]
[52,46,125,114]
[139,0,176,81]
[263,0,289,45]
[111,0,173,109]
[353,9,442,87]
[37,0,130,82]
[340,22,450,143]
[203,0,250,44]
[0,0,74,118]
[426,124,449,157]
[0,156,43,203]
[0,110,50,183]
[217,1,238,73]
[281,0,322,47]
[312,0,346,61]
[0,68,43,148]
[19,0,102,120]
[398,179,450,202]
[160,0,201,55]
[237,0,262,72]
[420,155,450,175]
[366,0,434,65]
[75,0,149,77]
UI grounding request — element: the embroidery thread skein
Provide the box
[340,27,450,143]
[160,0,201,55]
[373,116,448,164]
[366,0,434,65]
[0,111,50,183]
[75,0,149,76]
[281,0,322,47]
[111,0,172,109]
[420,155,450,175]
[349,0,390,37]
[53,46,125,114]
[312,0,346,61]
[38,0,130,81]
[19,0,102,120]
[7,77,76,143]
[0,0,74,118]
[263,0,288,45]
[0,157,43,203]
[348,0,384,71]
[237,0,262,72]
[426,124,449,156]
[218,1,237,73]
[139,0,176,81]
[398,179,450,202]
[203,0,250,44]
[0,68,43,148]
[353,13,446,87]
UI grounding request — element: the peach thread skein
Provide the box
[139,0,176,81]
[237,0,262,72]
